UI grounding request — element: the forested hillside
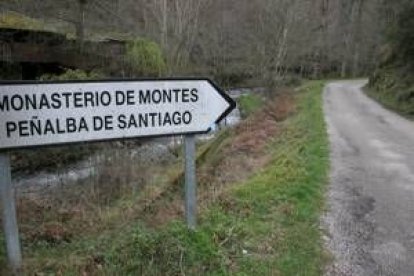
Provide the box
[368,0,414,117]
[0,0,392,86]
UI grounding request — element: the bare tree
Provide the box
[0,0,388,82]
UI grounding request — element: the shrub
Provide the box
[389,2,414,70]
[125,39,166,77]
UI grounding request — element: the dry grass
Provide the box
[5,147,181,245]
[142,93,296,228]
[1,91,296,272]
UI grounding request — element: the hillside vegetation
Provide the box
[368,1,414,118]
[0,0,393,84]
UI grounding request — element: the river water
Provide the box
[13,89,246,198]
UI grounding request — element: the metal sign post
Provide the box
[0,153,22,274]
[184,134,196,230]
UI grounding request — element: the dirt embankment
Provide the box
[143,93,296,228]
[4,91,296,249]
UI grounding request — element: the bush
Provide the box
[125,39,166,77]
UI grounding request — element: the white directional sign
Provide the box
[0,79,236,149]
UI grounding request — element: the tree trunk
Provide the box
[160,0,168,50]
[274,25,289,82]
[350,0,364,77]
[76,0,86,52]
[341,60,347,78]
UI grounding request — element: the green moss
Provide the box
[0,12,45,31]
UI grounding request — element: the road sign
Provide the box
[0,78,236,271]
[0,79,236,150]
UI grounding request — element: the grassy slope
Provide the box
[365,87,414,120]
[367,66,414,119]
[224,81,330,274]
[1,82,329,275]
[237,94,264,118]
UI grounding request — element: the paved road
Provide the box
[323,80,414,275]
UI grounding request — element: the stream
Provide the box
[13,89,249,198]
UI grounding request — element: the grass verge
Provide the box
[104,81,330,275]
[1,82,329,275]
[367,68,414,119]
[365,86,414,120]
[238,94,264,118]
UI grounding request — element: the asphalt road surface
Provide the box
[323,80,414,275]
